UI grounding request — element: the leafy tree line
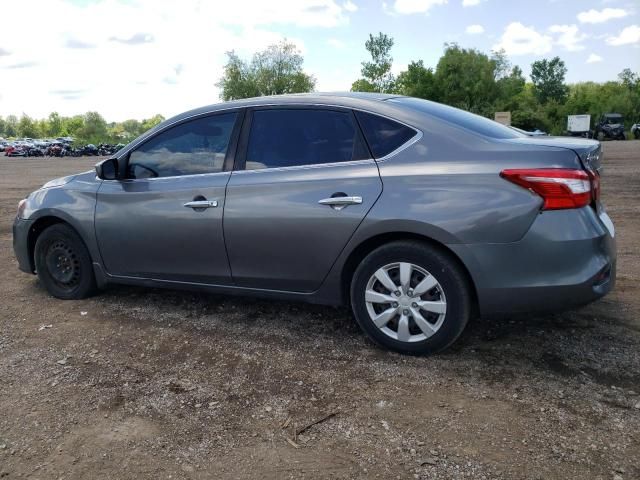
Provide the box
[218,37,639,136]
[352,33,639,134]
[0,112,165,145]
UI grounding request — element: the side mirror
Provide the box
[95,157,119,180]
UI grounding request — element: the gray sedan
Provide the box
[12,93,616,354]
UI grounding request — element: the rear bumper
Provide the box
[450,207,616,316]
[13,218,34,274]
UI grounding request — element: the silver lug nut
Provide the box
[392,302,399,308]
[412,302,418,308]
[408,289,413,296]
[394,291,401,297]
[402,309,410,316]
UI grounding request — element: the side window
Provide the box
[355,111,417,159]
[245,109,368,170]
[127,112,237,179]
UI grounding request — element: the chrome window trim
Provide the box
[118,170,231,183]
[231,158,378,175]
[374,129,423,163]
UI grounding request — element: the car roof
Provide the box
[168,92,403,123]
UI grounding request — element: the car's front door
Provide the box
[95,111,242,284]
[224,107,383,292]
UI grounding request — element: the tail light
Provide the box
[500,169,592,210]
[587,169,600,203]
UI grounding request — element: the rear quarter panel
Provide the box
[372,120,585,244]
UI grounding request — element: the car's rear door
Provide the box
[95,110,242,284]
[223,106,383,292]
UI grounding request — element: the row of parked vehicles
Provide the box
[0,137,125,158]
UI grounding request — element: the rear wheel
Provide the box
[350,241,471,355]
[34,224,97,299]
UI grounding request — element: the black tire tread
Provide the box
[34,223,97,300]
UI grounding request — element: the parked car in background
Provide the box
[5,143,27,157]
[632,122,640,140]
[12,93,616,355]
[47,142,67,157]
[593,113,626,141]
[81,144,99,156]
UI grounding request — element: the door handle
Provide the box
[318,196,362,210]
[184,200,218,209]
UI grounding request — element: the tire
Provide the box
[350,241,471,355]
[634,130,640,140]
[34,224,97,299]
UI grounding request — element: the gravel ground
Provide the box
[0,143,639,479]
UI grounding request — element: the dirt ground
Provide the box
[0,143,639,480]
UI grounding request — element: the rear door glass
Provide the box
[355,111,417,159]
[245,109,369,170]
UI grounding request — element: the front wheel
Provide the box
[34,224,97,299]
[350,241,472,355]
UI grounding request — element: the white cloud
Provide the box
[392,0,448,15]
[606,25,640,46]
[0,0,356,120]
[492,22,553,56]
[327,38,346,48]
[549,24,588,51]
[586,53,603,63]
[343,0,358,12]
[462,0,482,6]
[577,8,628,24]
[466,24,485,34]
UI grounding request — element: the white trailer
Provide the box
[567,115,591,137]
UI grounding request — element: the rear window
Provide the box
[388,97,523,139]
[355,111,417,158]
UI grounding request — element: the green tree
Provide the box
[47,112,63,137]
[530,57,568,104]
[618,68,639,89]
[18,115,39,138]
[142,114,165,132]
[433,44,497,115]
[5,115,18,137]
[495,66,526,112]
[352,32,395,93]
[491,49,512,80]
[395,61,437,100]
[0,117,6,138]
[73,112,108,144]
[62,115,84,138]
[217,40,316,100]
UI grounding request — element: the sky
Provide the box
[0,0,638,121]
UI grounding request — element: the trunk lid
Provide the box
[504,136,602,172]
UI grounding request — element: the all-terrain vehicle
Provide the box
[593,113,626,141]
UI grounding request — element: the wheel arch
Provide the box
[27,215,91,273]
[340,231,479,315]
